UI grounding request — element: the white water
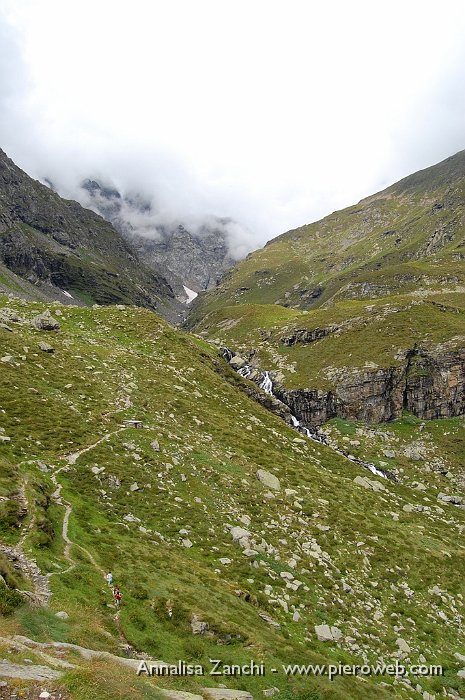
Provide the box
[183,286,198,304]
[238,365,252,379]
[260,371,273,394]
[61,290,73,299]
[364,462,387,478]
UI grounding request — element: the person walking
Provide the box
[113,586,122,608]
[105,571,113,586]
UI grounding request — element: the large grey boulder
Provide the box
[31,311,60,331]
[229,355,247,370]
[256,469,281,491]
[230,526,251,542]
[314,624,343,642]
[396,637,411,654]
[353,475,386,492]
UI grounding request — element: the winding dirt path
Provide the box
[64,427,125,465]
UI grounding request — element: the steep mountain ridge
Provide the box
[0,149,177,315]
[189,149,465,426]
[190,149,465,316]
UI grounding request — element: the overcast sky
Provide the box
[1,0,465,257]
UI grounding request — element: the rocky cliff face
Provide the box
[0,150,176,313]
[79,179,235,297]
[274,347,465,425]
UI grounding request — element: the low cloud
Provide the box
[1,1,465,261]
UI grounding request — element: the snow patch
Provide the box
[61,290,74,299]
[183,286,198,304]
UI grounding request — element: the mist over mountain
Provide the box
[72,177,238,297]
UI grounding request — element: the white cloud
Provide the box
[1,0,464,255]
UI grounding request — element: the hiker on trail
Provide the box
[105,572,113,586]
[113,586,122,608]
[166,599,173,618]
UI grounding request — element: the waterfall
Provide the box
[222,347,233,362]
[260,371,273,394]
[238,365,252,379]
[221,346,389,479]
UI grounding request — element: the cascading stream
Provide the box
[222,347,389,479]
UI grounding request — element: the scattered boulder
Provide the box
[230,526,251,542]
[159,691,204,700]
[256,469,281,491]
[191,613,209,635]
[0,308,25,323]
[315,624,343,642]
[150,440,160,451]
[437,492,465,506]
[38,341,54,353]
[55,611,69,620]
[353,475,386,492]
[1,355,15,364]
[396,638,411,655]
[229,355,247,370]
[203,689,253,700]
[31,310,60,331]
[382,449,396,458]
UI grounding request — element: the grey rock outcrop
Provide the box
[275,346,465,425]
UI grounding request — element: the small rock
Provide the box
[229,355,247,370]
[150,440,160,451]
[55,611,69,620]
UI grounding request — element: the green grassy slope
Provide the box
[189,150,465,324]
[191,291,465,391]
[1,297,465,699]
